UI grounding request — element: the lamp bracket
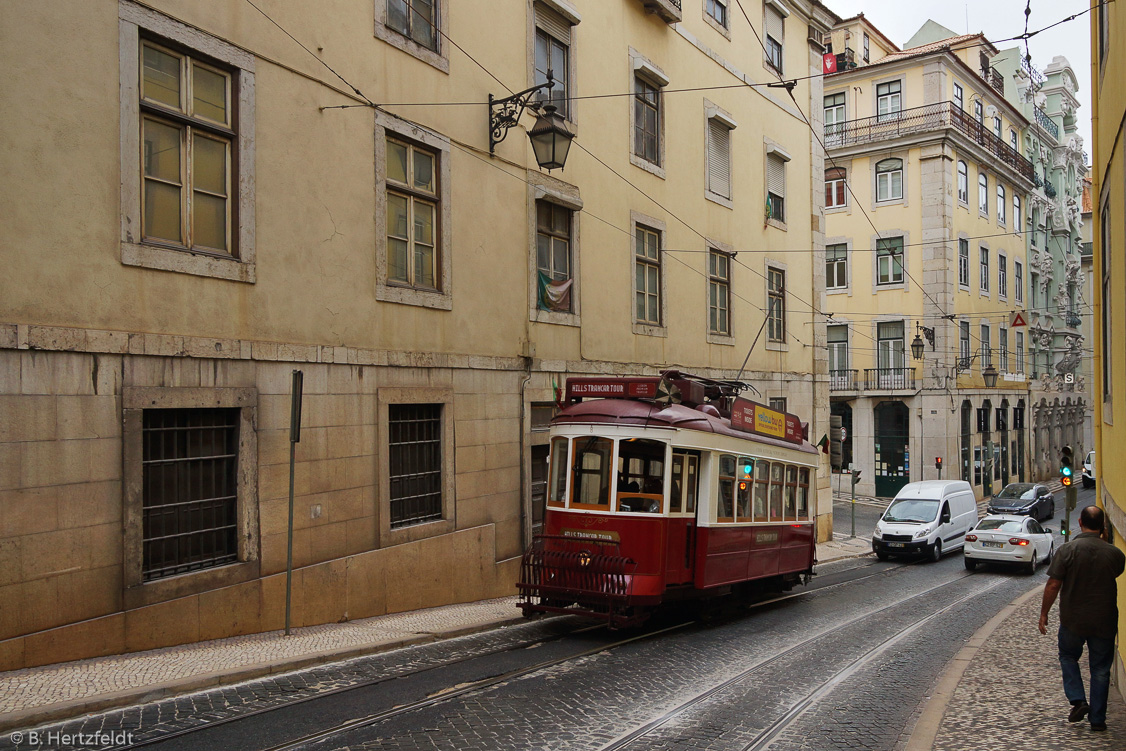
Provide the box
[489,72,557,153]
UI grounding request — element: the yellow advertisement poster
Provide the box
[753,405,787,439]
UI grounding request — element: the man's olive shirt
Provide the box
[1046,531,1126,639]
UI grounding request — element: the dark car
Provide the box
[986,483,1055,522]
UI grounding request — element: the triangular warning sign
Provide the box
[1010,311,1028,328]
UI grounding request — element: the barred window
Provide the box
[389,404,443,528]
[142,408,239,580]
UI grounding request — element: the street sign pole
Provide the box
[285,370,304,637]
[850,468,857,539]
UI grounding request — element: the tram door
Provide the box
[666,451,699,585]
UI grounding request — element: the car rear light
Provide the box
[965,534,977,542]
[1009,538,1029,546]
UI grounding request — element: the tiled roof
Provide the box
[872,33,985,65]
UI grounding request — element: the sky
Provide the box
[825,0,1094,153]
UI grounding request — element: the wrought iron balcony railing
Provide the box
[982,66,1005,95]
[825,101,1034,181]
[829,369,859,391]
[864,367,917,391]
[1034,106,1059,140]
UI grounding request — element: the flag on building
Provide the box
[817,433,829,454]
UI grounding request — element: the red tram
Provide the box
[517,371,820,627]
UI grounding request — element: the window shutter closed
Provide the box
[708,119,731,197]
[765,6,784,41]
[767,154,785,197]
[535,3,571,44]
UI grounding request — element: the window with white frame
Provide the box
[876,236,903,285]
[766,152,786,221]
[706,0,728,28]
[387,0,438,51]
[825,167,847,208]
[386,136,440,291]
[993,116,1002,139]
[764,3,785,74]
[999,327,1008,371]
[1015,260,1023,302]
[877,80,901,121]
[981,324,991,367]
[863,33,870,62]
[1013,194,1021,233]
[1009,128,1018,151]
[536,200,574,312]
[826,243,848,289]
[998,254,1007,298]
[709,249,731,335]
[827,324,849,373]
[997,184,1006,224]
[635,224,661,325]
[960,321,971,365]
[974,100,984,125]
[633,75,660,165]
[707,114,734,200]
[959,238,970,287]
[954,82,964,110]
[824,92,845,136]
[980,246,990,291]
[534,4,572,118]
[1016,331,1025,372]
[138,41,236,257]
[957,160,968,203]
[877,321,905,371]
[979,172,988,215]
[876,158,903,202]
[767,267,786,342]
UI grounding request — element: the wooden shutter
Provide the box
[708,118,731,197]
[767,153,785,197]
[535,3,570,44]
[765,5,784,42]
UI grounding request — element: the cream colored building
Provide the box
[0,0,838,669]
[1090,0,1126,704]
[823,17,1035,500]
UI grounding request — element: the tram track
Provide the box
[595,571,996,751]
[100,556,903,751]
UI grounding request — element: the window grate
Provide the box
[389,404,443,528]
[142,408,239,580]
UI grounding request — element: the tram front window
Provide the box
[572,437,613,507]
[547,436,569,508]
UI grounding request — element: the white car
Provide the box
[1083,451,1095,488]
[963,514,1054,574]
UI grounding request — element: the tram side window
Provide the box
[572,437,613,507]
[784,465,798,520]
[617,438,665,496]
[769,463,784,520]
[548,436,569,507]
[797,468,810,520]
[753,460,770,522]
[682,454,698,513]
[718,454,736,521]
[736,456,753,521]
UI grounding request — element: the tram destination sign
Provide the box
[565,377,660,403]
[729,398,804,445]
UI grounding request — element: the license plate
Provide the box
[982,541,1003,548]
[888,542,905,548]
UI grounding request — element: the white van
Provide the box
[872,480,978,562]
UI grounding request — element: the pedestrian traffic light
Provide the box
[935,457,943,470]
[851,468,861,484]
[1061,475,1073,487]
[1060,445,1074,481]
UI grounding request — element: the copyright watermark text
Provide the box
[9,730,135,748]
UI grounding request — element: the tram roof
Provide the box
[552,399,819,455]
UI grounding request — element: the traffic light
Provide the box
[851,468,861,485]
[1061,474,1073,487]
[740,457,754,478]
[1060,445,1074,481]
[935,457,943,470]
[829,415,843,471]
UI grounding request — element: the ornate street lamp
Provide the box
[983,363,999,388]
[489,71,575,171]
[911,331,925,361]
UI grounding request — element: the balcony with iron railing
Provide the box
[825,101,1034,182]
[1034,106,1059,140]
[864,367,917,391]
[1022,57,1046,90]
[829,369,859,392]
[981,66,1005,95]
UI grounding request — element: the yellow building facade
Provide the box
[1090,0,1126,705]
[0,0,838,668]
[823,17,1034,500]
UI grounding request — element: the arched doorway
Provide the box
[874,401,910,497]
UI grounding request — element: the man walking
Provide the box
[1038,505,1125,731]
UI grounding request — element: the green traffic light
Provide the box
[1061,466,1073,477]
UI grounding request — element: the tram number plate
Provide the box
[888,542,905,548]
[982,541,1003,548]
